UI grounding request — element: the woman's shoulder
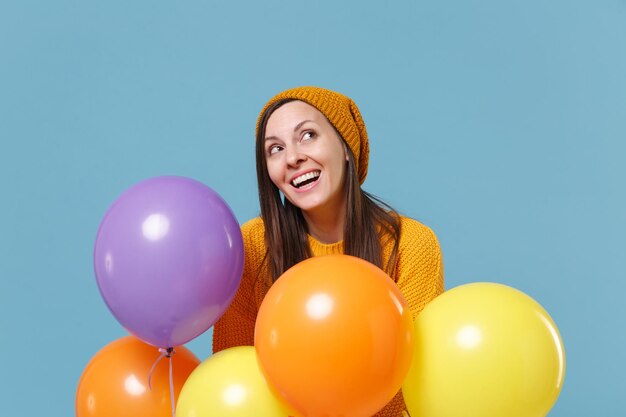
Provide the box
[241,216,265,239]
[398,215,436,235]
[240,217,268,255]
[397,215,440,251]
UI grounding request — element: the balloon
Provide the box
[255,255,414,417]
[94,176,244,348]
[403,282,566,417]
[176,346,297,417]
[76,336,200,417]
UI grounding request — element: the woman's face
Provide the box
[264,100,348,216]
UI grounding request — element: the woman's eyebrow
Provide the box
[265,120,315,142]
[293,120,314,132]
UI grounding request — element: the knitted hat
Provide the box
[257,86,370,184]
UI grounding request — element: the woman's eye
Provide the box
[302,131,315,141]
[268,145,282,155]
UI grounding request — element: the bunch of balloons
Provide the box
[76,176,244,417]
[175,254,415,417]
[239,256,566,417]
[76,176,566,417]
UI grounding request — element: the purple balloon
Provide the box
[94,176,244,348]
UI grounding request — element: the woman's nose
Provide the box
[286,147,306,166]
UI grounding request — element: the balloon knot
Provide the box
[159,347,175,358]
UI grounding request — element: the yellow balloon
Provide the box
[176,346,297,417]
[403,282,565,417]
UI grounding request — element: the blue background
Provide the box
[1,0,624,415]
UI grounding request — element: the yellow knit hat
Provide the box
[257,86,370,184]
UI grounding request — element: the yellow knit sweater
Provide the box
[213,216,444,417]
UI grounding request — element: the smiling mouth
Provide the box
[291,170,321,188]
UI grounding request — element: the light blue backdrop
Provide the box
[1,0,624,415]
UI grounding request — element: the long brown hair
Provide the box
[256,99,401,282]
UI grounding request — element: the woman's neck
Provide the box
[302,202,346,244]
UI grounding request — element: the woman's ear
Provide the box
[344,144,349,161]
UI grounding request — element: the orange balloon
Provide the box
[255,255,414,417]
[76,336,200,417]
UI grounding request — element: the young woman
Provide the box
[213,86,444,416]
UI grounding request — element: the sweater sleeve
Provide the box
[212,218,265,353]
[395,217,444,319]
